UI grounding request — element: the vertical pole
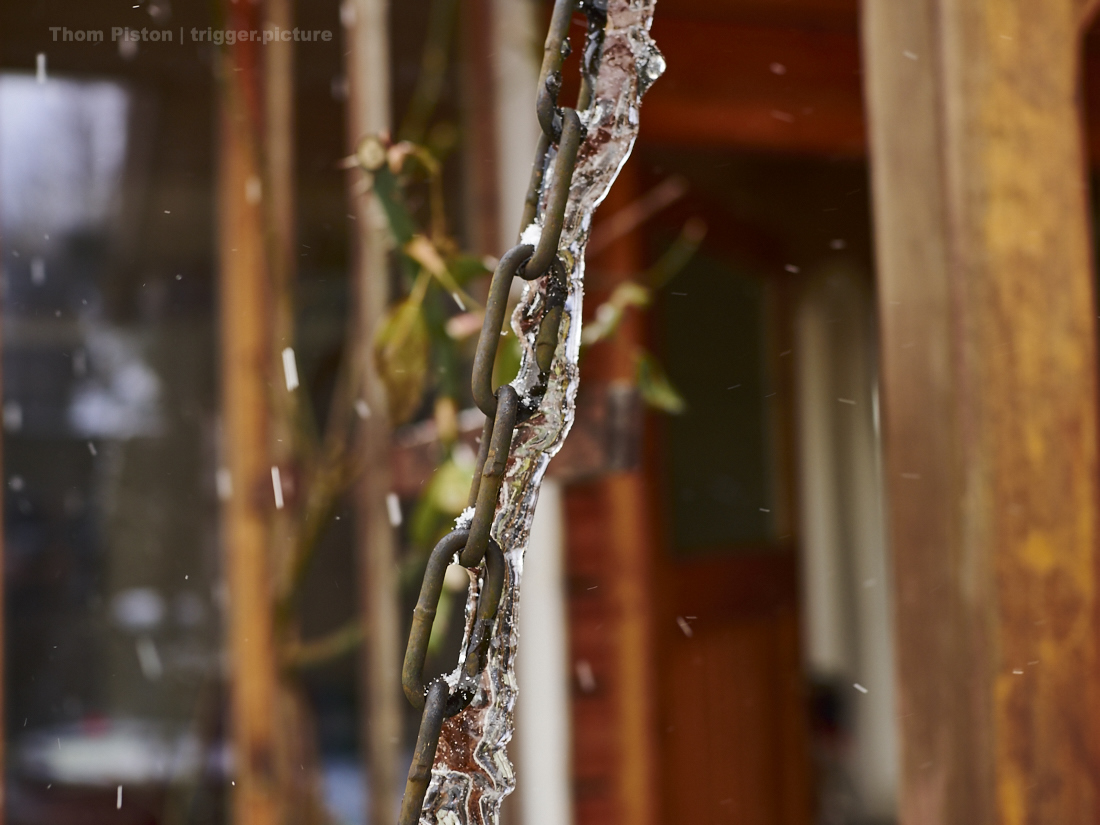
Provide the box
[263,0,296,667]
[516,480,573,825]
[862,0,1100,821]
[0,262,6,825]
[218,2,280,822]
[490,0,540,246]
[262,2,328,820]
[488,3,556,824]
[566,168,660,825]
[604,176,659,825]
[460,0,500,256]
[345,2,400,824]
[265,0,296,348]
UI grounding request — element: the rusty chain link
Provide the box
[396,1,608,822]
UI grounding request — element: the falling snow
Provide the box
[271,466,285,510]
[282,347,299,391]
[386,492,402,527]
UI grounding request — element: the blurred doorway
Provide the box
[564,1,899,822]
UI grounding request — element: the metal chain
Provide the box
[396,1,607,823]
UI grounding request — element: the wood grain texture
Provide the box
[565,474,660,825]
[659,609,802,825]
[863,0,1100,822]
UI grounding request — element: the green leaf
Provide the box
[447,254,493,286]
[371,167,417,247]
[582,281,652,347]
[428,589,454,654]
[424,452,474,515]
[494,331,521,388]
[409,450,475,549]
[613,281,652,308]
[635,350,687,415]
[374,298,431,426]
[646,217,707,290]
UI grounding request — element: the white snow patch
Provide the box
[519,221,542,247]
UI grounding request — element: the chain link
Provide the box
[396,1,607,822]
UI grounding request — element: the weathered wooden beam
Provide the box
[217,2,280,822]
[863,0,1100,822]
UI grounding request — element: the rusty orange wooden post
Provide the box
[217,3,280,822]
[863,0,1100,821]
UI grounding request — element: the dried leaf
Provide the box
[386,141,419,174]
[404,235,478,309]
[374,298,431,425]
[635,350,686,414]
[434,396,458,445]
[445,311,484,340]
[405,234,448,277]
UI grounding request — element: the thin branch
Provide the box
[282,621,365,671]
[398,0,461,143]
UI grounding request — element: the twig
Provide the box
[282,621,365,671]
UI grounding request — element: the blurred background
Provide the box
[1,1,1098,825]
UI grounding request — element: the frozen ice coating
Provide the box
[419,2,664,823]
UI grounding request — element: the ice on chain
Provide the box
[420,2,664,823]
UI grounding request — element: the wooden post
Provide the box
[862,0,1100,821]
[460,0,500,256]
[345,3,401,824]
[264,0,296,359]
[218,3,280,822]
[261,2,330,821]
[0,256,6,825]
[566,167,660,825]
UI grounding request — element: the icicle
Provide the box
[420,2,664,823]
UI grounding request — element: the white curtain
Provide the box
[795,266,898,822]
